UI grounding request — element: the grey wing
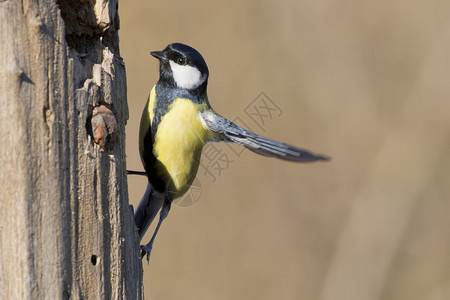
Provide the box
[201,111,329,162]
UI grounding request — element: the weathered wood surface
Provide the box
[0,0,143,299]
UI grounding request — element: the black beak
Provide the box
[150,50,166,61]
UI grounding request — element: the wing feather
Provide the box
[201,111,329,162]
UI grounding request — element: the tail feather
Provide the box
[134,183,165,241]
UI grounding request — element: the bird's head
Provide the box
[150,43,209,91]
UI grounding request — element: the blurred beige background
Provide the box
[120,1,450,299]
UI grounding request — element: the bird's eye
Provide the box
[177,57,186,65]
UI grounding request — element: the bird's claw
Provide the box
[140,244,153,263]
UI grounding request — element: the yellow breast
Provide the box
[154,98,210,197]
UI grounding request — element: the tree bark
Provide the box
[0,0,143,299]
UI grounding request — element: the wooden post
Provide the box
[0,0,143,298]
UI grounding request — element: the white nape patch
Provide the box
[169,60,205,89]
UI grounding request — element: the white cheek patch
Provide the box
[169,60,205,89]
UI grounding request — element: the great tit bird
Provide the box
[134,43,329,261]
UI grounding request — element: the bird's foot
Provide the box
[140,243,153,263]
